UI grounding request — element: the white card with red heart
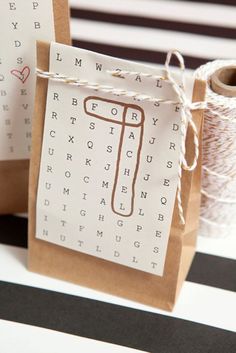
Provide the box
[0,0,55,160]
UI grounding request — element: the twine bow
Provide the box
[165,50,206,224]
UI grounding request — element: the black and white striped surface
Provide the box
[69,0,236,69]
[1,0,236,351]
[0,215,235,352]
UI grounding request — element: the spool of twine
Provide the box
[195,61,236,238]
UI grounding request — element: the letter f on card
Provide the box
[84,97,145,217]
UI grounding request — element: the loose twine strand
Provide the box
[36,50,206,225]
[195,60,236,237]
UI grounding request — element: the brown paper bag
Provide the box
[0,0,71,214]
[28,41,205,311]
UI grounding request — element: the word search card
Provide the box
[35,42,195,276]
[0,0,56,160]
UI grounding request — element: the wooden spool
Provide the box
[211,65,236,97]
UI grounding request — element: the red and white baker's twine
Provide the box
[36,50,206,225]
[195,60,236,237]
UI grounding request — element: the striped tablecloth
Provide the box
[70,0,236,69]
[0,214,235,352]
[1,1,236,351]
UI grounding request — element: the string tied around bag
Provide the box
[36,50,206,225]
[165,50,206,224]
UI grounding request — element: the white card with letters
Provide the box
[0,0,55,160]
[36,42,194,276]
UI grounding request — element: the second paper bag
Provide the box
[0,0,70,214]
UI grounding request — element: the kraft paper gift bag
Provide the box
[0,0,71,214]
[28,41,205,311]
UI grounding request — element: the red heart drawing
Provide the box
[10,66,30,83]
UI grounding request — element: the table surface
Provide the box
[0,215,235,353]
[1,1,236,351]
